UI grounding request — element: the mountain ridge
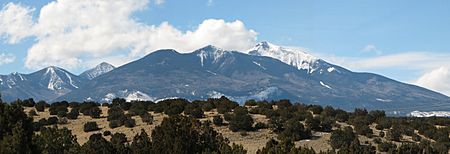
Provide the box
[1,42,449,115]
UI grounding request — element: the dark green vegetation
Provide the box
[1,94,449,154]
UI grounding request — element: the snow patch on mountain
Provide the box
[102,89,154,102]
[248,41,319,73]
[207,87,281,103]
[409,111,450,117]
[44,67,65,90]
[196,45,230,64]
[155,97,181,103]
[0,73,28,89]
[252,61,266,70]
[320,81,332,89]
[376,98,392,102]
[80,62,115,80]
[327,67,336,72]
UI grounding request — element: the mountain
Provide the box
[0,66,84,101]
[56,43,450,115]
[80,62,115,80]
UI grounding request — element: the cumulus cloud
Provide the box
[0,0,257,70]
[0,53,15,65]
[416,67,450,96]
[0,3,34,44]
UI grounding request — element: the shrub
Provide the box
[81,133,113,153]
[212,116,223,126]
[354,124,373,137]
[84,122,100,132]
[308,105,323,114]
[150,115,246,154]
[387,128,402,142]
[49,103,68,116]
[412,134,421,142]
[88,107,102,118]
[305,117,321,131]
[33,127,80,153]
[79,102,100,115]
[35,102,46,112]
[201,102,214,111]
[20,98,36,107]
[254,122,268,130]
[244,100,257,106]
[28,109,38,116]
[67,108,79,119]
[57,110,67,117]
[229,107,254,132]
[335,109,349,122]
[69,102,80,108]
[379,131,385,137]
[103,131,112,136]
[320,117,334,132]
[189,108,204,118]
[140,113,153,125]
[47,117,59,125]
[111,133,130,153]
[223,113,233,121]
[129,101,150,116]
[378,141,397,152]
[373,137,382,144]
[124,117,136,128]
[109,120,123,129]
[278,119,311,141]
[58,117,68,124]
[330,127,356,149]
[375,119,392,130]
[38,118,48,126]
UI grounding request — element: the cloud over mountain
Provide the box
[0,0,257,70]
[416,67,450,96]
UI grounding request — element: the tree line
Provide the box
[0,94,449,153]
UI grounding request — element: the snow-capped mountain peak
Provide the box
[195,45,231,66]
[37,66,80,91]
[80,62,115,80]
[248,41,320,73]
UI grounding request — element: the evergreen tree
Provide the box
[81,134,114,154]
[33,127,81,153]
[111,133,131,154]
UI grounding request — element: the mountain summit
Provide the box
[1,43,449,115]
[0,66,83,101]
[56,45,450,115]
[80,62,116,80]
[248,41,321,73]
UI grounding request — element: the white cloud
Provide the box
[0,0,258,70]
[0,53,15,65]
[361,44,381,55]
[0,3,35,44]
[155,0,165,5]
[416,67,450,96]
[321,52,450,71]
[207,0,213,6]
[317,52,450,95]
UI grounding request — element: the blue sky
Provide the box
[0,0,449,95]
